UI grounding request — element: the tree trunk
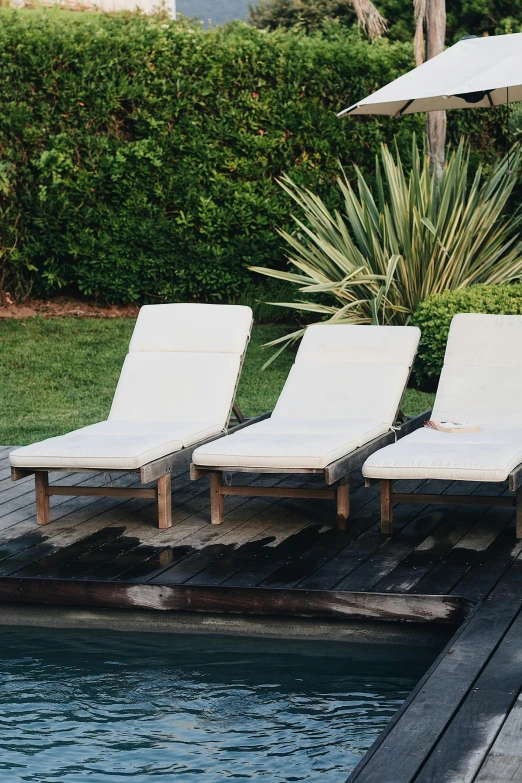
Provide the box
[426,0,446,175]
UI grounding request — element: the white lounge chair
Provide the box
[191,323,421,530]
[10,303,253,529]
[363,313,522,537]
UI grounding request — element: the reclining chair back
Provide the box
[433,313,522,424]
[109,303,252,428]
[272,324,421,425]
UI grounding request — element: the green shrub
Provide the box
[250,140,522,363]
[0,10,508,304]
[411,283,522,386]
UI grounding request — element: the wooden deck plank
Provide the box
[347,559,522,783]
[451,520,522,604]
[373,504,484,594]
[184,478,330,587]
[0,475,148,570]
[474,695,522,783]
[248,478,388,589]
[295,480,428,591]
[367,479,485,593]
[414,600,522,783]
[137,473,317,583]
[0,577,469,624]
[7,473,237,581]
[411,502,514,596]
[335,508,447,592]
[110,473,316,583]
[183,499,320,587]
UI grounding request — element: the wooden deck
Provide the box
[0,444,521,781]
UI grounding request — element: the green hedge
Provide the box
[411,283,522,386]
[0,11,508,303]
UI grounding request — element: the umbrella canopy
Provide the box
[338,33,522,118]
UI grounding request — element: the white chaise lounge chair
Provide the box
[191,323,421,530]
[363,314,522,538]
[10,303,253,529]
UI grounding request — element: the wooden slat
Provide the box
[412,505,514,596]
[414,602,522,782]
[347,480,480,594]
[393,493,515,507]
[220,485,335,500]
[47,486,157,499]
[335,509,446,592]
[451,522,522,604]
[0,578,469,623]
[474,695,522,783]
[347,561,522,782]
[296,480,429,590]
[397,409,431,437]
[324,431,395,485]
[189,476,351,588]
[112,471,311,583]
[375,503,484,594]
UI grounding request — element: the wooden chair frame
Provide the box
[11,322,254,530]
[190,411,429,531]
[11,406,264,531]
[365,410,522,538]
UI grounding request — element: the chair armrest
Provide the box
[228,411,272,434]
[397,409,431,439]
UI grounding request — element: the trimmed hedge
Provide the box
[0,11,509,303]
[411,283,522,386]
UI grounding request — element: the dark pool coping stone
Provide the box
[0,602,451,648]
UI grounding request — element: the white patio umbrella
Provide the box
[338,33,522,118]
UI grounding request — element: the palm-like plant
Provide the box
[251,138,522,361]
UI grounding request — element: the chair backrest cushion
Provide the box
[272,324,420,423]
[109,303,252,424]
[433,313,522,422]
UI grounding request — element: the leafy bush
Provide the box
[0,11,508,304]
[411,283,522,387]
[251,139,522,359]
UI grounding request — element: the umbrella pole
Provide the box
[426,0,447,175]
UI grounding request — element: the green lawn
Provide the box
[0,318,434,445]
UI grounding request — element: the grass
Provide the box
[0,318,434,445]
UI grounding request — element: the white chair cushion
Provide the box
[129,303,253,354]
[10,303,253,472]
[433,313,522,422]
[442,313,522,368]
[271,324,419,424]
[109,352,240,426]
[363,424,522,482]
[273,362,411,423]
[10,420,222,470]
[193,418,389,469]
[297,323,421,365]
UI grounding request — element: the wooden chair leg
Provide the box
[381,479,393,534]
[516,488,522,539]
[35,471,51,526]
[157,473,172,529]
[336,476,350,531]
[210,471,225,525]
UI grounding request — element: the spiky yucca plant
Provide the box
[250,138,522,362]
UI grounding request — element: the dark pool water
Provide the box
[0,627,441,782]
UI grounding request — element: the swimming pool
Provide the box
[0,626,441,782]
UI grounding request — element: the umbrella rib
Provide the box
[395,99,414,118]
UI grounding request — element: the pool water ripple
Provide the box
[0,627,441,782]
